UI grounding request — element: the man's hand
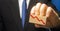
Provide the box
[30,3,60,28]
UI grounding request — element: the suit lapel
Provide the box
[9,0,23,31]
[2,0,22,31]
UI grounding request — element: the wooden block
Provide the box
[29,15,47,25]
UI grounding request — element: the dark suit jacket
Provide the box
[0,0,60,31]
[0,0,22,31]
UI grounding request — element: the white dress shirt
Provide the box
[18,0,30,18]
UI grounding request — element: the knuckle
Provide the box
[36,3,41,8]
[30,6,35,14]
[40,4,47,10]
[42,4,47,6]
[48,7,52,9]
[47,7,52,12]
[36,3,41,6]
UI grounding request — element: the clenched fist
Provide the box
[30,3,60,28]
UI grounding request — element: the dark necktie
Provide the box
[22,0,27,28]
